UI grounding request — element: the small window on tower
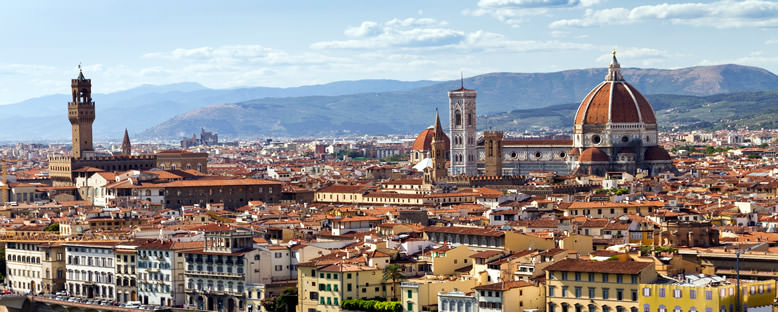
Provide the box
[455,110,462,126]
[467,113,472,126]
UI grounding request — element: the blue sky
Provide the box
[1,0,777,104]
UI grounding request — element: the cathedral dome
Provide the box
[574,53,656,126]
[578,147,609,162]
[412,127,450,151]
[644,146,672,161]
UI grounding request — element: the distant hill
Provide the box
[1,64,777,141]
[142,64,778,138]
[481,89,778,132]
[0,79,438,141]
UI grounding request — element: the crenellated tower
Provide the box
[68,66,95,158]
[483,131,503,176]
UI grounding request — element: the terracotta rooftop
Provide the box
[546,258,652,274]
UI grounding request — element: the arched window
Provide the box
[455,110,462,126]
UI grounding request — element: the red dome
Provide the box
[578,147,609,162]
[644,146,671,161]
[574,81,656,125]
[412,127,450,151]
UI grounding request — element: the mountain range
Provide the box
[1,64,777,141]
[482,89,778,133]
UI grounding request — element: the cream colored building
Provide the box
[4,241,66,295]
[546,259,658,312]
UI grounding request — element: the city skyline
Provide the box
[1,0,778,105]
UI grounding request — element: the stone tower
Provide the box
[483,131,503,176]
[121,128,131,155]
[68,66,95,159]
[449,78,477,176]
[431,110,448,182]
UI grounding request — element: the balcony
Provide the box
[184,269,243,278]
[146,267,160,273]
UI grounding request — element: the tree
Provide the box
[275,287,298,312]
[44,222,59,232]
[382,264,405,301]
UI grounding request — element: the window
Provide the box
[575,272,581,281]
[407,303,413,311]
[616,289,624,301]
[617,274,623,284]
[562,286,568,298]
[632,276,638,284]
[562,272,568,281]
[659,288,666,298]
[674,306,682,312]
[275,265,282,271]
[674,289,682,298]
[643,287,651,297]
[690,289,697,299]
[347,284,352,291]
[347,273,352,279]
[602,288,609,300]
[705,290,713,300]
[602,274,609,283]
[589,287,595,299]
[575,287,582,298]
[589,273,595,282]
[644,305,650,312]
[549,286,555,297]
[720,288,726,297]
[631,290,638,301]
[310,292,318,300]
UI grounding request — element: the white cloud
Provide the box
[344,21,380,37]
[766,39,778,45]
[551,0,778,29]
[312,18,465,49]
[467,0,599,27]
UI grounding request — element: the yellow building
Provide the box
[640,277,775,312]
[297,262,388,312]
[546,259,658,312]
[504,231,555,252]
[475,281,545,312]
[401,277,478,312]
[424,244,476,276]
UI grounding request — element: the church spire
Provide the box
[605,50,624,81]
[121,128,131,155]
[432,109,445,142]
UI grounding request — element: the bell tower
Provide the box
[449,75,477,176]
[68,66,95,159]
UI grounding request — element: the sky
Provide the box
[1,0,777,105]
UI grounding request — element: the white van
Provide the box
[125,301,142,309]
